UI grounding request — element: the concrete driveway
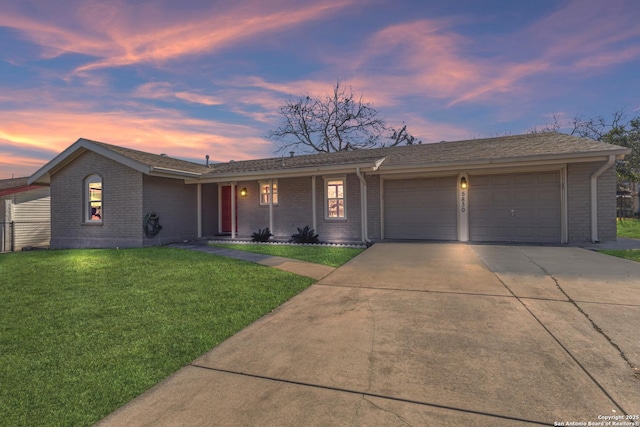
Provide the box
[98,243,640,426]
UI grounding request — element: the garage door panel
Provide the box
[470,171,561,243]
[538,173,559,184]
[514,226,540,238]
[514,174,535,185]
[472,226,511,241]
[538,227,560,238]
[384,177,457,240]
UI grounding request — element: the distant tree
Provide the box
[266,81,420,153]
[385,123,422,147]
[528,113,562,134]
[570,110,640,183]
[528,110,639,183]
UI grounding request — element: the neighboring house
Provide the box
[0,177,51,252]
[28,133,629,249]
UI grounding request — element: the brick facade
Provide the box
[50,151,143,248]
[201,183,219,236]
[47,151,620,248]
[49,152,208,249]
[142,175,198,246]
[567,162,617,243]
[233,174,365,243]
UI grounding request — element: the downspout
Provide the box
[231,182,236,239]
[311,176,317,232]
[197,183,202,238]
[590,155,616,243]
[356,168,368,243]
[269,179,274,235]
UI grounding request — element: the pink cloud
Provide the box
[0,150,50,179]
[337,20,483,101]
[134,82,224,106]
[446,60,552,107]
[0,107,275,179]
[0,0,356,73]
[329,1,640,109]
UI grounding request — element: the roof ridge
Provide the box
[84,138,206,167]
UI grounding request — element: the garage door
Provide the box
[384,177,457,240]
[469,171,561,243]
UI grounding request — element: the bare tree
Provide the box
[570,110,627,140]
[528,113,562,134]
[570,109,640,184]
[267,81,420,153]
[384,123,422,146]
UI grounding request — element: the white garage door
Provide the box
[384,177,457,240]
[469,171,561,243]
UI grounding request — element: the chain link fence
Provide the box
[0,221,51,252]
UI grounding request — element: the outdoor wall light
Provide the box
[240,187,248,197]
[460,177,468,190]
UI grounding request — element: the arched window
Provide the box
[85,174,103,222]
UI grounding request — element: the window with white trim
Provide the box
[325,177,346,219]
[259,180,278,205]
[85,174,103,222]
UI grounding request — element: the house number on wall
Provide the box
[460,190,466,213]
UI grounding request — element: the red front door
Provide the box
[221,186,238,233]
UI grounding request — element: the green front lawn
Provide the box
[209,243,364,267]
[599,249,640,263]
[0,248,314,426]
[617,218,640,239]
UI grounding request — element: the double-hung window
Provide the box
[85,174,103,222]
[325,177,346,219]
[259,180,278,205]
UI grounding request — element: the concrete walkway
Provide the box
[580,236,640,250]
[169,242,336,280]
[98,242,640,426]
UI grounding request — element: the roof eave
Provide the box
[374,149,630,175]
[0,185,45,197]
[28,138,204,184]
[149,166,202,178]
[185,160,383,184]
[28,139,154,185]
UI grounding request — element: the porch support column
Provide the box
[197,183,202,238]
[311,176,317,231]
[457,173,469,242]
[269,179,274,235]
[356,168,368,242]
[231,181,236,239]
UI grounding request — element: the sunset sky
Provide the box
[1,0,639,179]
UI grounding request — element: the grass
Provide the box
[616,218,640,239]
[0,247,314,427]
[597,219,640,262]
[208,243,365,267]
[599,249,640,263]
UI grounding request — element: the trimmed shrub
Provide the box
[290,226,319,244]
[251,227,273,242]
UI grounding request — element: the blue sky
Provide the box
[1,0,639,179]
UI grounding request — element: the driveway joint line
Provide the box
[362,290,377,394]
[524,254,640,379]
[571,300,640,308]
[189,363,550,425]
[472,249,629,415]
[315,282,516,299]
[523,256,640,380]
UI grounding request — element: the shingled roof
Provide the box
[0,176,29,191]
[198,132,628,177]
[29,133,629,185]
[89,140,211,174]
[0,176,45,197]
